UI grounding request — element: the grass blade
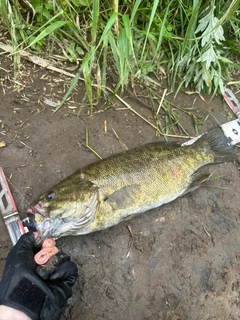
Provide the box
[140,0,159,62]
[53,67,82,113]
[26,21,70,49]
[0,0,10,32]
[181,0,202,56]
[129,0,142,25]
[152,0,173,61]
[91,0,99,44]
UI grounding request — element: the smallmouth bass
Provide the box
[26,126,238,242]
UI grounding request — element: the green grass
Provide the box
[0,0,239,111]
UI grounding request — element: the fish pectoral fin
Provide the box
[105,184,142,210]
[183,172,211,195]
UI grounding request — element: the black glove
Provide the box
[0,232,78,320]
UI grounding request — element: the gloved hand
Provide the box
[0,232,78,320]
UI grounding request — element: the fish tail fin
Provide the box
[201,126,237,163]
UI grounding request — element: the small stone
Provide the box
[0,141,6,147]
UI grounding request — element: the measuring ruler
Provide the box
[224,88,240,118]
[0,168,28,245]
[221,88,240,145]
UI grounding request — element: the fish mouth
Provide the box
[25,202,51,243]
[26,201,47,216]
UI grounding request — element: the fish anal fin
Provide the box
[183,173,211,195]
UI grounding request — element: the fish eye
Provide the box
[45,192,56,201]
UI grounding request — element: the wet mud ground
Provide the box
[0,52,240,320]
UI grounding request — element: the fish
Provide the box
[25,126,238,243]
